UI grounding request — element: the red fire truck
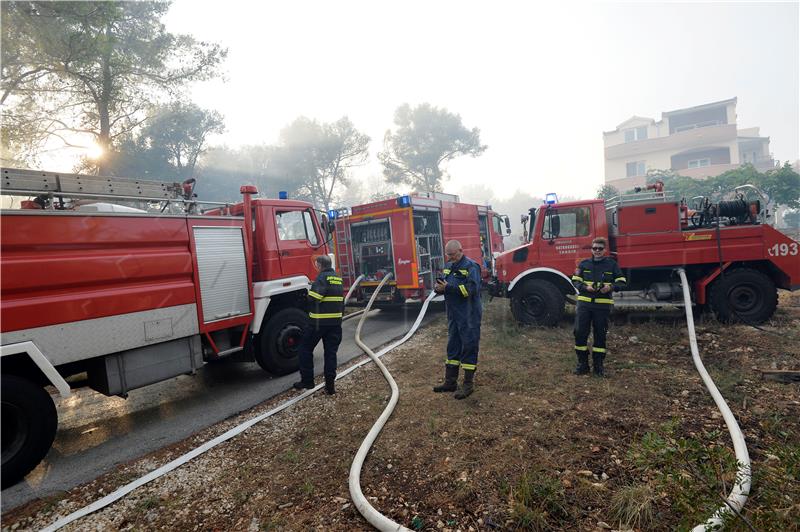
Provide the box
[0,168,330,488]
[489,187,800,325]
[332,192,510,305]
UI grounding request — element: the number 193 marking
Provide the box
[767,242,799,257]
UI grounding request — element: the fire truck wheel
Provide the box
[256,308,308,375]
[709,268,777,324]
[1,374,58,489]
[510,279,565,326]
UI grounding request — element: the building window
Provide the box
[687,158,711,169]
[626,161,646,177]
[624,126,648,143]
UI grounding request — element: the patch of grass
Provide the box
[136,495,160,511]
[628,421,756,530]
[282,449,299,463]
[509,470,571,530]
[609,483,657,530]
[301,480,314,495]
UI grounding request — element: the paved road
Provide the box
[1,307,439,511]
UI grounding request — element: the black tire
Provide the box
[709,268,777,324]
[2,374,58,489]
[255,307,309,375]
[510,279,565,326]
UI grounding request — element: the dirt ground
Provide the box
[3,292,799,532]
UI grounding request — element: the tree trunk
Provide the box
[96,25,114,174]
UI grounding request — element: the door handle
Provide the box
[280,251,290,256]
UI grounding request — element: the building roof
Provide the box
[603,116,656,135]
[662,97,737,117]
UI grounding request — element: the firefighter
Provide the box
[433,240,483,399]
[571,237,627,377]
[293,255,344,394]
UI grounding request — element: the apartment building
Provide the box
[603,97,774,191]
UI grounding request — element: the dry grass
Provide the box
[3,292,799,531]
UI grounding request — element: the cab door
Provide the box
[537,205,594,278]
[275,208,322,279]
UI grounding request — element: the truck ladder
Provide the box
[1,167,187,200]
[335,219,356,289]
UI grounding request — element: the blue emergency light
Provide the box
[545,193,558,205]
[327,209,337,220]
[397,195,411,207]
[278,191,288,200]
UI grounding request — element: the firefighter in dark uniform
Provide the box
[293,255,344,394]
[571,237,627,376]
[433,240,482,399]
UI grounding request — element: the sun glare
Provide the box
[86,143,104,160]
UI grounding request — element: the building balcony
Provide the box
[605,123,737,160]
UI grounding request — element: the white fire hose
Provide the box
[677,268,751,530]
[348,274,438,532]
[41,274,438,532]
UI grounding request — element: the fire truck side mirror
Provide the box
[503,215,511,235]
[322,214,335,236]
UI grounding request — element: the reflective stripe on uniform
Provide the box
[327,276,342,282]
[309,312,343,319]
[445,358,461,366]
[459,285,468,297]
[458,269,469,275]
[461,363,477,371]
[327,280,342,285]
[321,296,343,302]
[443,268,451,274]
[615,277,627,282]
[593,347,607,353]
[575,345,588,351]
[577,295,614,304]
[571,275,583,282]
[308,291,324,300]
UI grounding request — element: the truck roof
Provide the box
[546,198,606,209]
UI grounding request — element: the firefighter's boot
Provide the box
[325,375,336,395]
[592,352,606,377]
[454,369,475,400]
[293,379,315,390]
[573,352,590,375]
[433,365,459,393]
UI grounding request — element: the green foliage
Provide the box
[628,419,800,530]
[98,102,224,180]
[784,209,800,229]
[1,1,226,171]
[266,116,370,211]
[378,103,486,192]
[643,164,800,210]
[197,144,296,203]
[596,183,619,200]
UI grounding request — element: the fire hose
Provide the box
[348,274,438,532]
[41,274,438,531]
[677,268,751,531]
